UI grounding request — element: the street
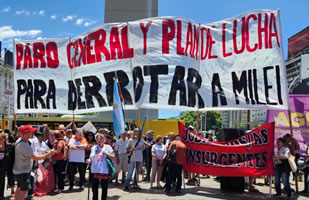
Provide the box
[4,175,308,200]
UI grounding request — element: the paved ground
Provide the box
[3,175,309,200]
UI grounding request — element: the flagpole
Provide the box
[114,72,131,130]
[114,72,139,186]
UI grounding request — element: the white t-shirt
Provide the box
[151,144,166,160]
[37,141,49,163]
[29,136,40,156]
[126,138,145,162]
[68,138,87,163]
[115,138,129,155]
[90,145,114,174]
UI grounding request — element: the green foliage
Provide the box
[177,111,198,127]
[177,111,222,130]
[205,111,222,131]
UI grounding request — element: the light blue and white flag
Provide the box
[113,78,127,137]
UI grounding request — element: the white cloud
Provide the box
[50,14,57,20]
[15,10,30,16]
[38,10,45,16]
[84,20,96,27]
[16,10,25,15]
[2,7,10,13]
[75,18,84,26]
[32,11,37,15]
[62,15,76,22]
[0,26,42,40]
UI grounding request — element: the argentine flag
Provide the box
[113,78,127,136]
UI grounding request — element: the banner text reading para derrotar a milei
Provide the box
[14,9,288,114]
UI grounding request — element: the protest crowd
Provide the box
[0,121,307,200]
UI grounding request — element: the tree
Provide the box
[178,111,198,127]
[177,111,222,130]
[205,111,222,131]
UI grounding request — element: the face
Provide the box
[158,138,162,144]
[88,134,94,141]
[66,132,72,138]
[121,132,127,139]
[99,136,106,144]
[148,133,153,139]
[75,130,82,138]
[49,132,55,140]
[37,135,43,142]
[134,130,139,138]
[277,140,284,148]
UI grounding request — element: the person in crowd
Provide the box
[165,135,186,194]
[87,133,115,200]
[68,128,88,191]
[283,133,300,156]
[63,129,73,184]
[206,133,213,142]
[273,137,293,198]
[46,131,56,149]
[27,127,42,200]
[85,131,97,184]
[13,125,55,200]
[302,145,309,193]
[114,131,129,185]
[0,131,15,199]
[143,130,155,181]
[124,128,145,191]
[165,132,175,149]
[52,130,66,193]
[150,135,166,189]
[105,134,115,150]
[4,129,15,144]
[161,134,175,183]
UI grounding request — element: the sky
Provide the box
[0,0,308,118]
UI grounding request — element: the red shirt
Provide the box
[52,140,65,160]
[170,140,186,165]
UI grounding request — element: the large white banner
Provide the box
[14,9,288,114]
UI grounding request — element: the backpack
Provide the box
[9,140,24,170]
[166,144,177,165]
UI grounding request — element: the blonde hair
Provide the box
[95,133,105,140]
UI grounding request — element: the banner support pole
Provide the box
[268,176,272,197]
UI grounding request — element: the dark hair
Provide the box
[283,133,292,139]
[4,129,10,134]
[85,131,96,142]
[277,137,286,145]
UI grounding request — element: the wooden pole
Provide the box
[196,111,201,186]
[13,113,17,136]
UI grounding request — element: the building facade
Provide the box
[101,0,159,121]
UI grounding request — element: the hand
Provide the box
[49,149,57,155]
[86,159,91,164]
[131,147,136,152]
[43,124,48,127]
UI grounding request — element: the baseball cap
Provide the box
[146,130,154,135]
[58,124,65,130]
[21,125,37,134]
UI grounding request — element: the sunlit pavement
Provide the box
[5,174,309,200]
